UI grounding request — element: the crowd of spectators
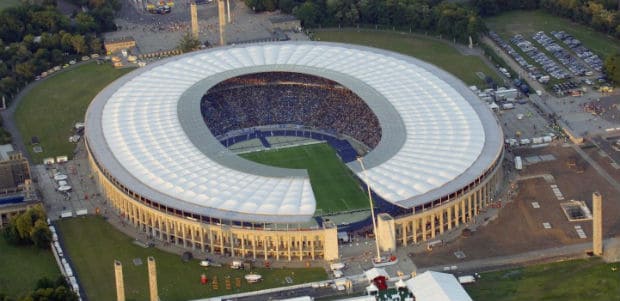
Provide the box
[201,72,382,148]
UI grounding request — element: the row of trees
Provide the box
[604,53,620,83]
[472,0,620,38]
[245,0,485,43]
[0,276,78,301]
[3,206,52,249]
[0,2,116,104]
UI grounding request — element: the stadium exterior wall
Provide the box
[87,137,503,260]
[393,153,504,247]
[88,142,339,261]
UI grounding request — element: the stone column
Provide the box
[147,257,158,301]
[593,192,603,256]
[114,261,125,301]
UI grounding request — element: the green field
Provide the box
[241,143,369,214]
[466,258,620,301]
[0,0,20,11]
[15,63,133,163]
[57,216,327,301]
[485,10,620,58]
[0,238,61,297]
[314,29,500,87]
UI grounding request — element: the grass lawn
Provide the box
[0,0,20,11]
[15,63,133,163]
[56,216,327,301]
[241,143,369,214]
[314,29,500,87]
[466,258,620,301]
[0,238,61,297]
[485,10,620,58]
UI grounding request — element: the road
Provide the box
[571,144,620,194]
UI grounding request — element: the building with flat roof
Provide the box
[0,145,38,228]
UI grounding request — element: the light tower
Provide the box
[190,1,199,39]
[114,260,125,301]
[593,192,603,256]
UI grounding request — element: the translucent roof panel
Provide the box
[85,42,503,223]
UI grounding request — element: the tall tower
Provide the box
[114,260,125,301]
[190,1,199,39]
[218,0,226,45]
[147,257,159,301]
[226,0,232,23]
[593,192,603,256]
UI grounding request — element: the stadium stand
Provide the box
[222,129,359,163]
[202,72,382,150]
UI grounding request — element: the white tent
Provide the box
[364,267,389,282]
[405,271,473,301]
[336,296,376,301]
[365,283,378,294]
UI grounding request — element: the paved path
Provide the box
[571,144,620,193]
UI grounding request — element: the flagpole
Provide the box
[357,157,381,263]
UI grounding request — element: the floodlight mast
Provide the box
[357,156,381,263]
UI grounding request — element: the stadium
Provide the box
[85,41,504,261]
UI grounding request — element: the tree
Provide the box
[88,36,102,53]
[70,34,88,54]
[294,1,320,27]
[60,32,73,52]
[604,52,620,84]
[75,12,97,33]
[14,210,34,240]
[30,219,51,248]
[177,32,201,52]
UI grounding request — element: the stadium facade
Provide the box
[85,42,504,261]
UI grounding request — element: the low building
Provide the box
[104,37,136,54]
[269,15,301,31]
[0,145,38,228]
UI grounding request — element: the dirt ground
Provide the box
[412,144,620,267]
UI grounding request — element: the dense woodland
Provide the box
[1,0,620,103]
[247,0,486,42]
[0,0,119,105]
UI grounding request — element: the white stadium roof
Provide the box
[85,42,502,224]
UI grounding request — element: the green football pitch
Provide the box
[240,143,370,214]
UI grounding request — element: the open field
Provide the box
[241,143,369,213]
[466,258,620,301]
[0,238,60,297]
[485,10,620,58]
[15,63,133,163]
[56,216,327,301]
[314,29,500,87]
[0,0,20,11]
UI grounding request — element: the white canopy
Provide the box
[405,271,473,301]
[366,283,379,293]
[364,268,389,282]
